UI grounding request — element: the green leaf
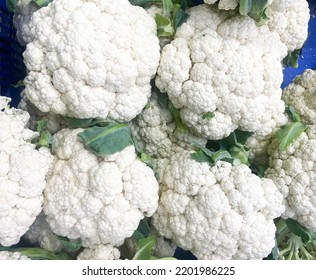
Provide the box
[64,117,108,129]
[11,248,70,260]
[277,122,306,151]
[202,112,215,120]
[32,0,52,7]
[211,150,232,162]
[230,145,251,166]
[283,49,302,68]
[168,103,187,132]
[234,130,253,145]
[247,0,269,25]
[171,3,189,30]
[132,218,151,241]
[129,0,162,6]
[155,89,169,110]
[133,236,156,260]
[190,150,214,163]
[33,120,52,149]
[78,123,134,156]
[286,106,301,123]
[155,13,174,37]
[56,236,82,252]
[6,0,19,12]
[11,80,24,88]
[286,219,313,243]
[141,153,154,169]
[239,0,252,16]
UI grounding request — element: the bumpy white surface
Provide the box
[23,211,63,253]
[203,0,238,10]
[282,69,316,125]
[0,251,30,260]
[152,151,284,259]
[44,128,159,247]
[0,97,53,246]
[155,5,287,140]
[265,125,316,231]
[267,0,310,52]
[77,244,120,260]
[23,0,160,121]
[130,92,207,159]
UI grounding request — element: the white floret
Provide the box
[77,244,120,260]
[130,91,207,159]
[152,150,284,259]
[265,125,316,231]
[282,69,316,125]
[23,0,160,121]
[0,251,31,260]
[203,0,238,10]
[0,97,53,247]
[155,5,287,140]
[44,128,159,247]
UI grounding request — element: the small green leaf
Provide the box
[286,106,301,123]
[190,150,213,163]
[155,13,174,37]
[171,3,189,30]
[230,145,251,166]
[78,123,134,156]
[283,49,302,68]
[11,80,24,88]
[132,218,151,241]
[6,0,19,12]
[141,153,154,169]
[247,0,269,25]
[64,117,108,129]
[168,103,187,132]
[277,122,306,151]
[286,219,312,243]
[128,0,161,6]
[56,236,82,252]
[32,0,52,7]
[202,112,215,120]
[33,120,52,149]
[155,89,169,110]
[234,130,253,145]
[133,236,156,260]
[11,248,70,260]
[239,0,252,16]
[211,150,232,162]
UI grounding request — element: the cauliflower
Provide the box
[266,0,310,52]
[155,5,287,140]
[77,244,120,260]
[130,91,207,159]
[19,91,65,134]
[13,0,40,46]
[282,69,316,125]
[0,97,53,247]
[152,150,284,259]
[23,0,160,121]
[43,128,159,247]
[265,125,316,232]
[23,211,64,253]
[0,251,31,260]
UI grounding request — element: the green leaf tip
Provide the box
[277,122,306,151]
[78,123,134,156]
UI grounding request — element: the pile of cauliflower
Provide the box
[0,0,314,260]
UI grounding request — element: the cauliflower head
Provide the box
[130,91,207,159]
[0,251,30,260]
[282,69,316,125]
[267,0,310,52]
[44,128,159,247]
[265,125,316,231]
[23,0,160,121]
[77,244,120,260]
[0,97,53,247]
[152,150,284,259]
[155,5,287,140]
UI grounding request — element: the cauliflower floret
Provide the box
[267,0,310,52]
[282,69,316,125]
[130,91,207,159]
[152,150,284,259]
[23,211,64,253]
[0,97,53,247]
[203,0,239,10]
[23,0,160,121]
[43,128,159,247]
[0,251,31,260]
[77,244,120,260]
[155,5,287,140]
[265,125,316,231]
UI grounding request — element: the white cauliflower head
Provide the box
[267,0,310,52]
[152,150,284,259]
[23,0,160,121]
[282,69,316,125]
[44,128,159,247]
[155,5,287,140]
[130,91,207,159]
[0,97,53,246]
[265,125,316,231]
[77,244,120,260]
